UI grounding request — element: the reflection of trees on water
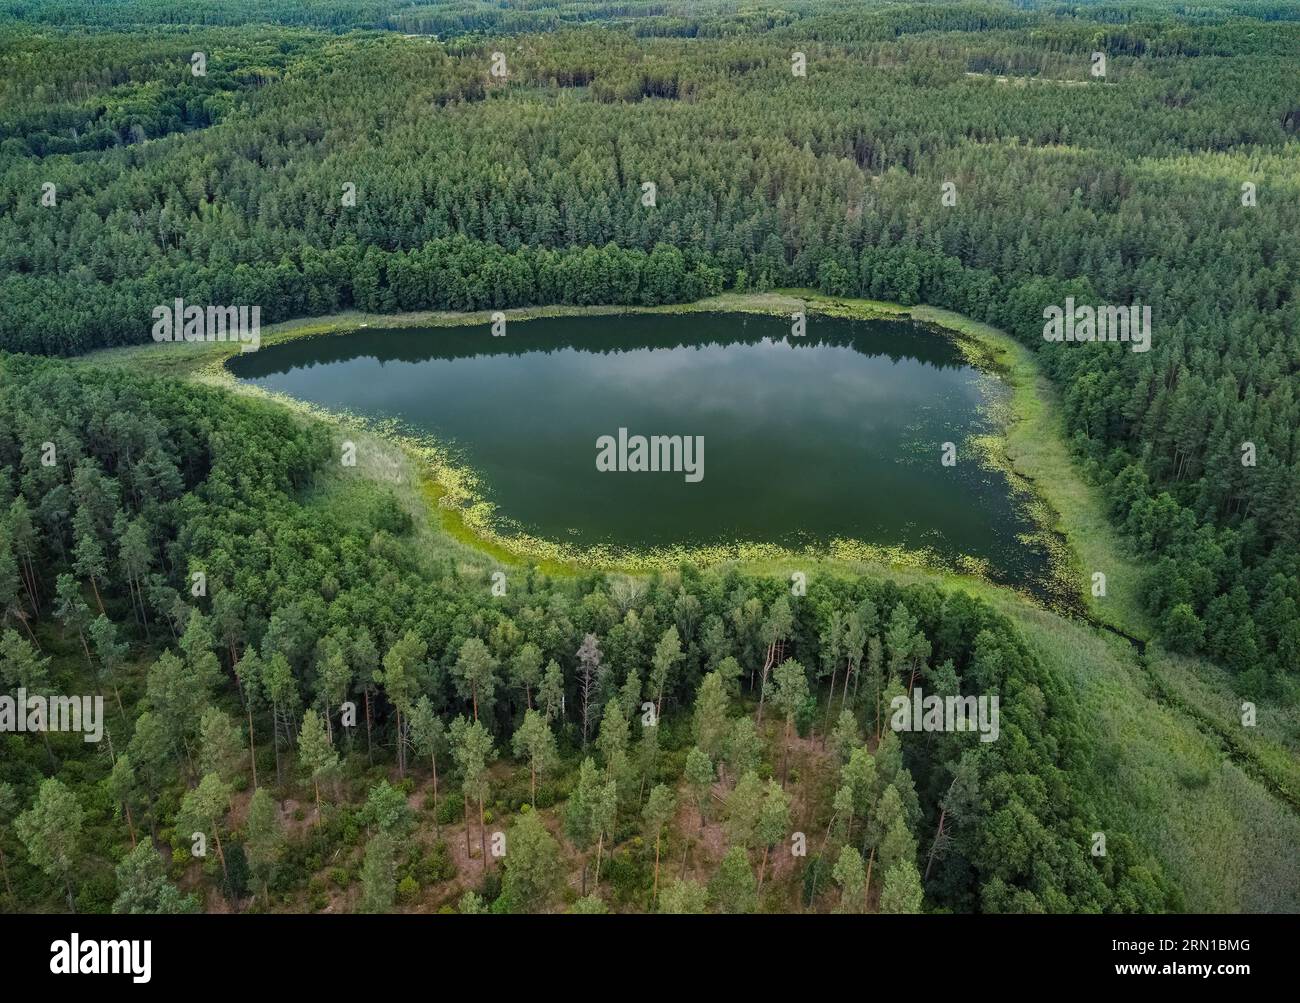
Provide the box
[229,313,973,378]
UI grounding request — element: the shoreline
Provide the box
[83,291,1142,630]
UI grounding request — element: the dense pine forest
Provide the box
[0,0,1297,916]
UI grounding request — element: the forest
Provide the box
[0,0,1297,915]
[0,355,1176,913]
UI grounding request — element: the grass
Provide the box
[1010,604,1300,913]
[1145,648,1300,809]
[910,304,1154,641]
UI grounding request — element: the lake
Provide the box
[229,311,1052,589]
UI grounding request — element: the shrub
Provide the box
[534,781,559,810]
[422,841,457,884]
[436,792,462,826]
[396,876,420,903]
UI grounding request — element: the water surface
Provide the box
[230,312,1050,588]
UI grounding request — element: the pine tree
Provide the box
[359,830,396,914]
[511,708,557,804]
[450,717,494,869]
[649,625,683,718]
[198,707,244,788]
[408,696,445,832]
[710,844,757,914]
[16,777,84,912]
[538,659,565,724]
[88,615,127,714]
[297,708,339,820]
[769,658,809,784]
[642,783,676,907]
[619,667,642,720]
[636,718,661,803]
[725,716,763,779]
[829,707,859,766]
[177,772,232,887]
[684,745,713,832]
[725,771,764,850]
[658,878,708,914]
[595,697,630,792]
[262,652,298,786]
[510,642,543,709]
[500,806,561,913]
[715,654,743,696]
[564,756,614,895]
[756,780,791,890]
[233,648,264,789]
[832,845,866,913]
[245,787,285,907]
[819,608,845,742]
[378,631,425,775]
[756,596,792,725]
[879,860,924,914]
[863,636,885,738]
[575,634,602,746]
[453,636,497,722]
[53,573,93,666]
[691,670,730,772]
[315,635,351,743]
[112,841,197,914]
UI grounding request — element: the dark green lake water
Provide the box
[229,312,1050,589]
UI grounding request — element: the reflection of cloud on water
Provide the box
[551,338,973,437]
[233,312,1048,592]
